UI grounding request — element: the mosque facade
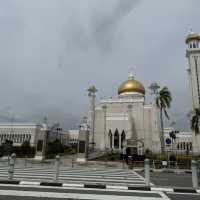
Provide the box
[86,73,161,154]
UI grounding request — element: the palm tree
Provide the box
[169,130,178,152]
[190,108,200,135]
[156,87,172,154]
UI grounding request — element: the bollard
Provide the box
[145,159,150,186]
[191,160,199,188]
[53,155,60,182]
[8,153,16,180]
[72,157,74,168]
[25,156,28,168]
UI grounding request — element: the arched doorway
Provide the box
[108,130,112,149]
[114,129,119,149]
[121,130,126,149]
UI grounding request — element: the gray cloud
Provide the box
[90,0,140,53]
[0,0,199,130]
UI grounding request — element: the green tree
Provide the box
[169,131,176,141]
[190,108,200,135]
[169,130,178,152]
[156,87,172,154]
[46,139,65,158]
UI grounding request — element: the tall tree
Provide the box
[169,130,178,152]
[190,108,200,135]
[156,87,172,154]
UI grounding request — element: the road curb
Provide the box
[0,179,199,193]
[135,168,192,174]
[173,187,197,193]
[0,180,20,184]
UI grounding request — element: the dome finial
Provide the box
[129,72,134,80]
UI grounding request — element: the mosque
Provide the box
[86,73,161,155]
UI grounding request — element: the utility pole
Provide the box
[88,85,97,152]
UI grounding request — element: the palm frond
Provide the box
[190,108,200,135]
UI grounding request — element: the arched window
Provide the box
[183,142,186,150]
[114,129,119,149]
[121,130,126,149]
[108,130,112,148]
[177,143,179,150]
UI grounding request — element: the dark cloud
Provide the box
[0,0,199,130]
[91,0,140,53]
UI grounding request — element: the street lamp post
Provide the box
[56,128,62,142]
[88,85,97,152]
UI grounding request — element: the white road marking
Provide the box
[151,187,173,192]
[62,183,84,187]
[166,191,200,196]
[106,185,128,190]
[0,189,169,200]
[20,181,40,185]
[0,166,146,186]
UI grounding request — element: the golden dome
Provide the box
[185,32,200,44]
[118,74,145,95]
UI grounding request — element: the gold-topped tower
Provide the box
[118,73,145,95]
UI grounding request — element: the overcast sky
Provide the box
[0,0,200,130]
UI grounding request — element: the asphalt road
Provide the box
[139,171,192,187]
[0,185,200,200]
[0,185,166,200]
[167,193,200,200]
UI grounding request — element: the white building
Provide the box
[185,31,200,154]
[86,73,161,154]
[0,123,46,147]
[164,127,192,154]
[61,130,79,146]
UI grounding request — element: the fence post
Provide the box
[191,160,198,188]
[145,159,150,186]
[8,153,16,180]
[53,155,60,182]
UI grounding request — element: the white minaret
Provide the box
[186,31,200,154]
[148,82,161,153]
[186,31,200,108]
[87,85,97,151]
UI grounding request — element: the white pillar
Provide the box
[191,160,199,188]
[102,105,107,150]
[127,104,137,145]
[8,153,16,180]
[53,155,60,182]
[119,133,121,150]
[145,159,150,186]
[112,132,114,149]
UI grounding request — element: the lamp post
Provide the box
[56,128,62,142]
[88,85,97,152]
[148,82,160,95]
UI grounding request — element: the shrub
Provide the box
[13,141,35,158]
[45,139,65,158]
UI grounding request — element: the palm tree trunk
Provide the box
[160,108,165,154]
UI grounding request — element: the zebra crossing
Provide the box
[0,165,173,199]
[0,165,146,186]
